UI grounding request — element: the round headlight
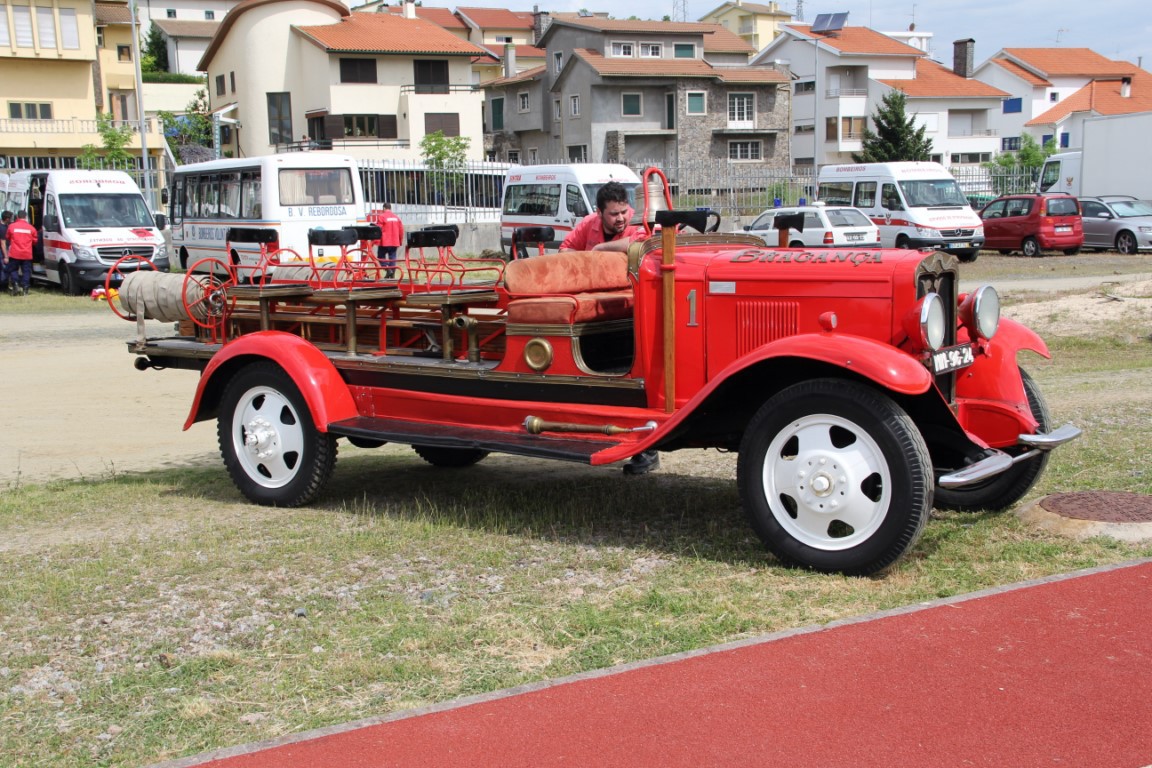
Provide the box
[921,292,947,351]
[960,285,1000,340]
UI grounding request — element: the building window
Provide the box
[425,113,461,137]
[205,10,215,20]
[794,80,815,94]
[686,92,706,115]
[729,140,762,161]
[344,115,380,137]
[8,102,53,120]
[36,7,56,48]
[508,150,520,163]
[215,75,226,96]
[950,152,991,164]
[1002,97,1022,114]
[1001,136,1021,151]
[640,43,662,58]
[567,144,587,162]
[1049,91,1059,102]
[340,58,377,84]
[622,93,642,117]
[166,9,176,18]
[96,27,104,48]
[569,94,580,117]
[728,93,754,126]
[611,41,634,57]
[59,8,79,49]
[673,43,695,58]
[496,35,513,43]
[1060,132,1070,148]
[554,99,561,120]
[490,97,504,130]
[230,72,236,93]
[553,52,563,73]
[518,91,530,112]
[413,60,449,94]
[529,148,539,163]
[841,116,865,139]
[794,123,814,134]
[117,45,131,62]
[267,92,292,145]
[12,7,32,47]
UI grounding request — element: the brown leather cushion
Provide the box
[507,291,634,325]
[504,251,630,295]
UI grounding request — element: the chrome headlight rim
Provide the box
[920,292,947,351]
[960,284,1000,340]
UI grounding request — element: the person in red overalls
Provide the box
[5,210,38,296]
[367,203,404,279]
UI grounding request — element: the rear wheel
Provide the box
[1116,231,1138,255]
[1063,247,1081,255]
[934,368,1051,513]
[413,445,490,468]
[737,379,932,576]
[218,362,337,506]
[895,235,911,249]
[1021,237,1041,257]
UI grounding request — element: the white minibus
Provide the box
[500,164,642,253]
[817,162,985,261]
[169,154,367,272]
[4,169,169,294]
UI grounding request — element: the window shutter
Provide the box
[322,114,344,140]
[378,115,398,139]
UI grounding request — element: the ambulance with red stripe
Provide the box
[817,162,984,262]
[4,170,168,295]
[499,164,641,255]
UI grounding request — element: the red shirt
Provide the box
[560,208,644,251]
[6,219,38,260]
[368,208,404,248]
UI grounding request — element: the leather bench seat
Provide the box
[504,251,633,326]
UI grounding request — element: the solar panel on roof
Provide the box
[811,11,848,34]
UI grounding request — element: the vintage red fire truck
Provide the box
[108,190,1079,576]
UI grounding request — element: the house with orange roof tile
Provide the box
[482,15,789,167]
[198,0,489,161]
[697,0,793,51]
[973,47,1150,152]
[753,26,1008,169]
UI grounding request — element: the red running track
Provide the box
[159,560,1152,768]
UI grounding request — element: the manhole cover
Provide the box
[1040,491,1152,523]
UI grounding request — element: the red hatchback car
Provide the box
[978,193,1083,256]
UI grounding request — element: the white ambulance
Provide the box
[500,164,642,255]
[817,162,984,262]
[4,170,169,295]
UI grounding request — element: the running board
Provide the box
[327,416,617,463]
[938,423,1082,489]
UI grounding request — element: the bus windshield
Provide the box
[898,179,968,207]
[60,194,154,228]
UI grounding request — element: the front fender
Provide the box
[183,332,358,431]
[954,317,1051,446]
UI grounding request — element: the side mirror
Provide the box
[154,213,168,231]
[43,214,60,233]
[161,188,170,205]
[1097,212,1112,219]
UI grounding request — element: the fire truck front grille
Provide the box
[97,246,155,263]
[939,229,975,239]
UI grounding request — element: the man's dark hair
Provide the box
[596,181,630,212]
[0,211,11,223]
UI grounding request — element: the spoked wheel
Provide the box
[183,257,237,329]
[1116,231,1138,255]
[339,248,385,282]
[413,445,490,468]
[105,255,158,319]
[934,368,1051,513]
[218,362,337,506]
[737,379,932,576]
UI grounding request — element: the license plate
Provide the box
[949,243,970,249]
[846,232,864,242]
[931,343,976,374]
[1056,225,1071,233]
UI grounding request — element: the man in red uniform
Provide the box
[4,210,38,296]
[367,203,404,279]
[560,181,645,253]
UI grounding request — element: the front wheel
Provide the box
[1021,237,1041,257]
[1116,231,1138,255]
[59,263,78,296]
[737,379,932,576]
[218,362,337,506]
[934,368,1051,513]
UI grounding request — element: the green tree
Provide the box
[983,134,1053,194]
[852,90,933,163]
[142,26,169,73]
[77,113,136,169]
[158,88,214,163]
[420,130,471,211]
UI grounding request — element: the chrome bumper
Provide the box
[938,423,1082,489]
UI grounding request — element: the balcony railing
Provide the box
[948,128,999,137]
[826,89,868,98]
[0,117,158,134]
[399,84,480,95]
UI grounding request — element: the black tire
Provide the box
[1116,231,1138,255]
[217,361,337,506]
[736,379,932,576]
[895,235,911,249]
[955,249,979,263]
[59,263,78,296]
[413,445,490,468]
[1063,247,1081,256]
[789,240,804,248]
[1021,237,1041,258]
[934,368,1051,513]
[997,249,1011,255]
[347,436,387,449]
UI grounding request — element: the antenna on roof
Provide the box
[672,0,688,22]
[1055,28,1068,43]
[795,0,804,22]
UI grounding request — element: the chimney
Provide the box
[504,43,517,78]
[533,7,551,44]
[1121,76,1132,97]
[402,0,416,19]
[952,38,974,78]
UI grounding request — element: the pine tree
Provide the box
[852,90,933,163]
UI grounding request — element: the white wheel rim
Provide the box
[231,385,305,489]
[760,413,892,551]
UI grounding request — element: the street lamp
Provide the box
[809,12,847,171]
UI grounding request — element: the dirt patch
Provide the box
[1001,279,1152,338]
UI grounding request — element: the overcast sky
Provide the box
[449,0,1151,69]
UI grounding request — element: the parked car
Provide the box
[741,205,880,248]
[1078,196,1152,254]
[978,194,1083,257]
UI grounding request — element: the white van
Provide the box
[5,170,169,294]
[817,162,984,262]
[500,164,642,254]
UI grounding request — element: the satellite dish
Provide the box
[811,11,848,34]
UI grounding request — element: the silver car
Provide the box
[741,205,880,248]
[1078,196,1152,254]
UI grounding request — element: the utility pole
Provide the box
[128,0,154,207]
